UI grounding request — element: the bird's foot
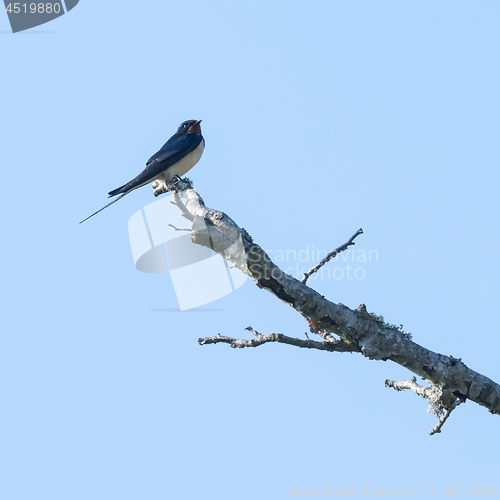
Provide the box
[171,175,183,192]
[153,180,169,197]
[173,176,193,192]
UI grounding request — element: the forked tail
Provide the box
[79,192,128,224]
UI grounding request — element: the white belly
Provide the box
[158,139,205,182]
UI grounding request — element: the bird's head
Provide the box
[177,119,202,135]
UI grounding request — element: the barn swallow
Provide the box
[80,119,204,223]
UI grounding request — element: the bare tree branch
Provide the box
[171,190,195,222]
[168,224,190,232]
[153,177,196,222]
[199,328,362,352]
[385,377,434,398]
[385,377,464,434]
[161,178,500,431]
[302,228,364,284]
[428,404,459,435]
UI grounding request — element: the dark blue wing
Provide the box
[108,133,202,197]
[146,132,184,165]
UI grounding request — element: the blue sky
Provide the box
[1,1,499,499]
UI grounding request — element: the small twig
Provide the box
[199,328,361,352]
[245,326,263,338]
[429,402,459,435]
[302,228,364,284]
[385,377,433,397]
[385,377,463,435]
[168,224,190,232]
[151,177,195,223]
[171,190,195,222]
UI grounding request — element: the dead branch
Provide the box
[161,178,500,433]
[168,224,190,232]
[303,228,364,284]
[428,404,459,435]
[199,327,362,352]
[385,377,464,434]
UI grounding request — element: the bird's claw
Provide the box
[172,175,182,190]
[153,181,169,197]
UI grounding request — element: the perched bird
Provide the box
[80,119,204,223]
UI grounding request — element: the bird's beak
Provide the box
[195,119,202,125]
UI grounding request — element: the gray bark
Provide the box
[156,178,500,425]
